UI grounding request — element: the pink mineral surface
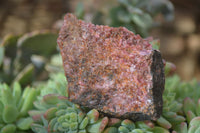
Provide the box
[57,13,164,121]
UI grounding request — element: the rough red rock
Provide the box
[57,13,165,121]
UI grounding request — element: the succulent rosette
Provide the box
[30,94,109,133]
[0,82,39,133]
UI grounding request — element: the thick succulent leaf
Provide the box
[108,118,121,127]
[188,125,197,133]
[196,99,200,116]
[131,13,153,29]
[135,121,150,129]
[20,88,38,117]
[43,107,57,121]
[0,34,20,59]
[165,115,185,125]
[186,111,196,123]
[117,9,131,23]
[156,116,172,129]
[87,109,99,124]
[0,124,16,133]
[183,97,196,115]
[174,122,188,133]
[131,129,145,133]
[109,7,124,27]
[31,123,48,133]
[0,84,15,106]
[12,82,22,105]
[87,117,108,133]
[2,105,19,123]
[75,2,84,20]
[42,94,60,105]
[148,126,169,133]
[189,117,200,128]
[17,31,58,64]
[13,63,34,87]
[145,0,174,21]
[0,101,3,116]
[103,127,118,133]
[118,126,129,133]
[121,119,135,131]
[16,117,33,130]
[79,117,89,129]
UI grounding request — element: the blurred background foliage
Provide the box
[0,0,200,81]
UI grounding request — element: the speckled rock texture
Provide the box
[57,13,165,121]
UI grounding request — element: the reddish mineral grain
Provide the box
[57,13,165,121]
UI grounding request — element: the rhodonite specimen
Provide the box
[57,13,165,121]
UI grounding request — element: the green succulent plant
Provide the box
[30,94,109,133]
[0,82,40,133]
[92,0,174,37]
[172,97,200,133]
[0,30,59,86]
[36,73,67,100]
